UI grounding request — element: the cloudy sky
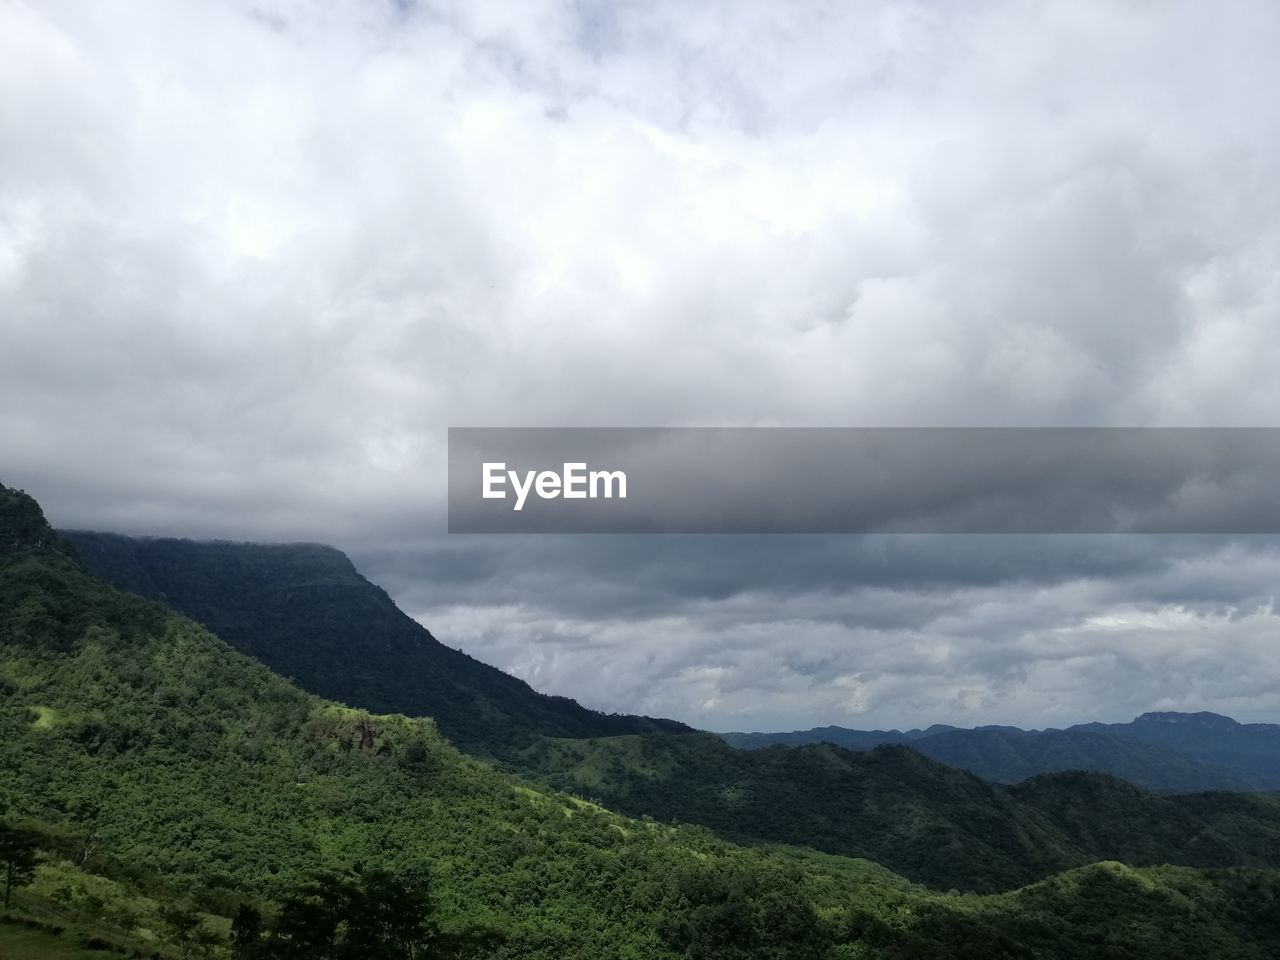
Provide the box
[4,0,1280,731]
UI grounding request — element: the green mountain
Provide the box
[722,721,1280,794]
[523,731,1280,891]
[62,531,689,757]
[59,528,1280,894]
[722,725,949,752]
[7,484,1280,957]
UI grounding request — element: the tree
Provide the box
[268,873,353,960]
[160,904,205,959]
[0,824,38,909]
[340,867,434,960]
[232,904,264,959]
[264,867,434,960]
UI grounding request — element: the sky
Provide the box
[4,0,1280,731]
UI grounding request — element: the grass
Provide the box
[28,706,64,730]
[1,860,177,960]
[0,923,99,960]
[0,917,154,960]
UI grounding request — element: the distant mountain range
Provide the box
[721,713,1280,793]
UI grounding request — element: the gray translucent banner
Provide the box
[447,427,1280,534]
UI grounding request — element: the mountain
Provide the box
[723,718,1280,794]
[916,727,1279,793]
[63,530,689,757]
[8,483,1280,957]
[722,724,950,751]
[58,527,1280,894]
[525,733,1078,890]
[1071,711,1280,782]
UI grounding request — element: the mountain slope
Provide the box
[524,733,1082,890]
[523,731,1280,891]
[63,531,688,757]
[722,725,945,751]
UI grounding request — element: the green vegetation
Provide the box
[0,922,116,960]
[6,483,1280,957]
[523,732,1280,890]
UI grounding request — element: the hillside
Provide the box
[722,725,946,752]
[63,531,689,757]
[723,720,1280,794]
[8,484,1280,957]
[524,733,1081,890]
[522,732,1280,891]
[61,528,1280,894]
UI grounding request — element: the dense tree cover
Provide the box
[4,483,1280,959]
[62,530,1280,893]
[254,867,434,959]
[522,732,1280,891]
[724,722,1280,793]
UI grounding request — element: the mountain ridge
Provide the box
[63,529,691,758]
[722,712,1280,793]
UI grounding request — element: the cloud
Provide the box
[4,0,1280,728]
[363,533,1280,729]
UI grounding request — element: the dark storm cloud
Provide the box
[4,1,1280,729]
[351,533,1280,730]
[357,534,1245,619]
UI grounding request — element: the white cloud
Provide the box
[411,549,1280,730]
[5,0,1280,728]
